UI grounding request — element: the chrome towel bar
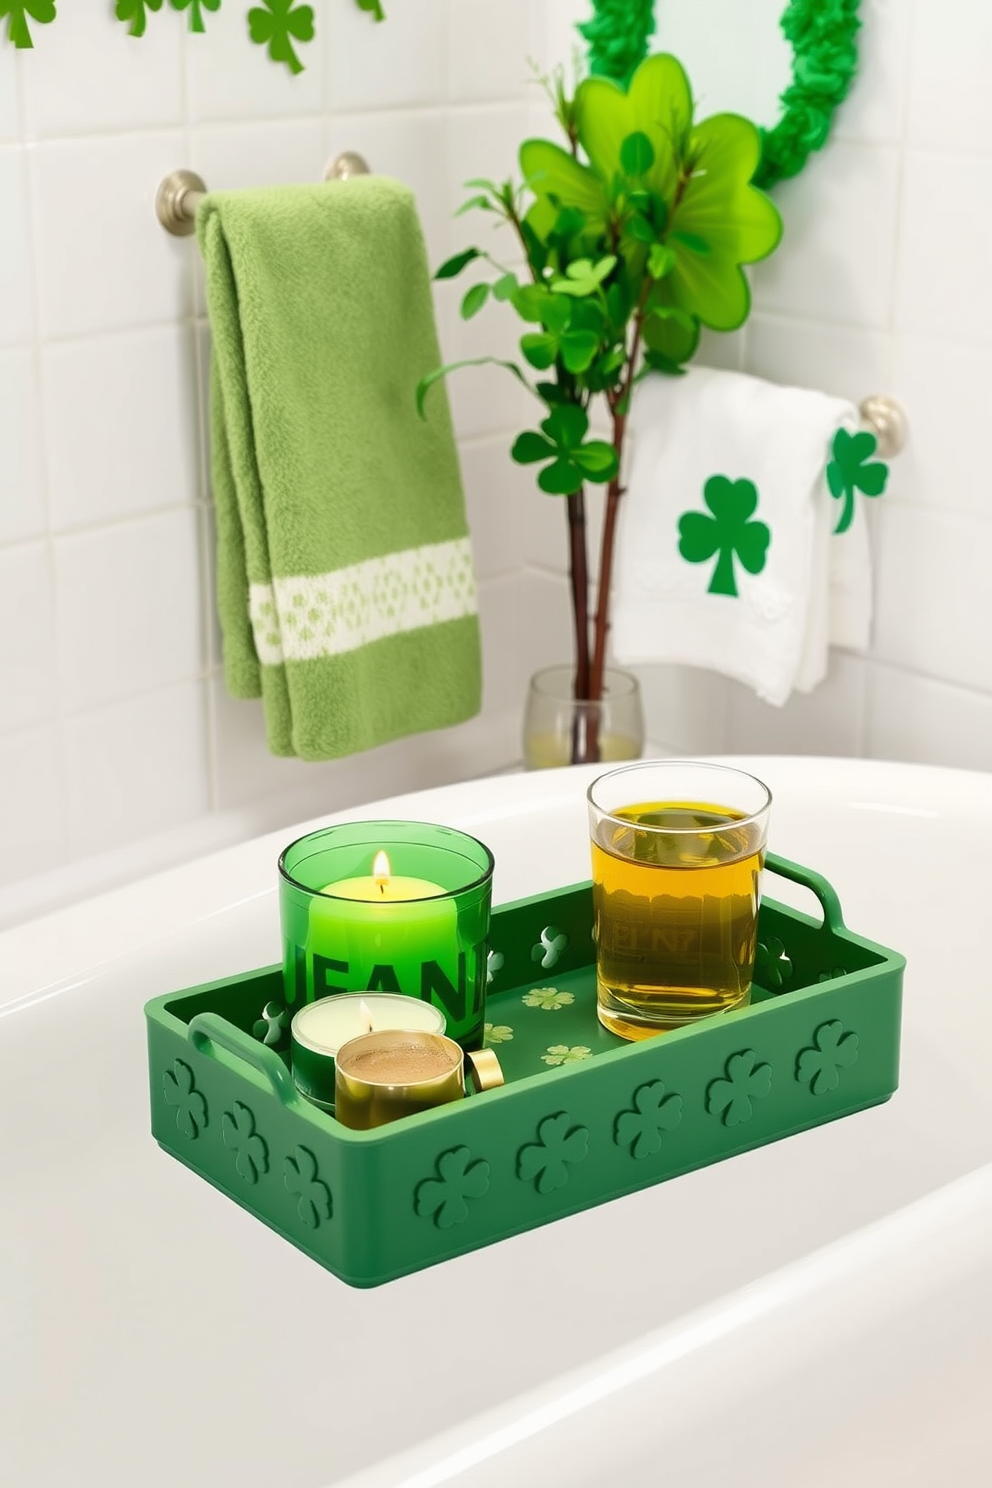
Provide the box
[155,151,371,236]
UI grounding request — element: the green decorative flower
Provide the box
[415,1147,490,1230]
[221,1101,269,1184]
[614,1080,683,1159]
[115,0,162,39]
[169,0,220,35]
[796,1020,859,1096]
[1,0,56,49]
[826,427,888,535]
[541,1044,592,1067]
[678,475,771,597]
[354,0,384,19]
[523,987,574,1011]
[706,1049,772,1127]
[517,1112,589,1193]
[522,53,782,353]
[284,1146,332,1230]
[253,998,290,1047]
[247,0,315,76]
[483,1023,514,1045]
[532,926,569,970]
[162,1058,208,1140]
[512,403,618,497]
[755,937,793,990]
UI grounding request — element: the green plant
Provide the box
[418,52,781,760]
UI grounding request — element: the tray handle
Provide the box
[764,851,846,933]
[188,1012,304,1110]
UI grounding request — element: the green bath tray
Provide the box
[145,854,905,1288]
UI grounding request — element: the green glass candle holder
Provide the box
[278,821,495,1049]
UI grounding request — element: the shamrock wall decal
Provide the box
[678,475,771,596]
[826,427,888,534]
[248,0,314,75]
[116,0,162,38]
[170,0,219,34]
[1,0,55,49]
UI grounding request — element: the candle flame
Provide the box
[372,850,390,895]
[359,998,373,1034]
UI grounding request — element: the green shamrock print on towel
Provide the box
[826,428,888,534]
[678,476,771,597]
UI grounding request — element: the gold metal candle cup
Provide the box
[334,1030,503,1131]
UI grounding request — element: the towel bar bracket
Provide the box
[156,169,207,238]
[859,395,908,459]
[156,153,371,237]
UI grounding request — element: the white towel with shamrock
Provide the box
[611,366,886,706]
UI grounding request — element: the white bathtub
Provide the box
[1,756,990,1487]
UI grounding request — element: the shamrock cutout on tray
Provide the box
[678,475,770,596]
[248,0,315,75]
[1,0,55,48]
[826,427,888,534]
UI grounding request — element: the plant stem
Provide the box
[589,291,649,701]
[566,487,591,699]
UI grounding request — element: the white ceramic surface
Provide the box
[1,756,991,1488]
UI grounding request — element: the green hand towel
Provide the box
[197,176,482,761]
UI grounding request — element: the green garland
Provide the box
[578,0,655,90]
[577,0,862,189]
[754,0,862,189]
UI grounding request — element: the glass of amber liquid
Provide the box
[587,761,772,1040]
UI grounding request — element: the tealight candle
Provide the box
[333,1029,504,1130]
[290,993,446,1110]
[279,821,495,1049]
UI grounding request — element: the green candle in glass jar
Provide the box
[278,821,495,1049]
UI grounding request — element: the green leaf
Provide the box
[559,330,601,374]
[625,213,657,245]
[455,195,492,217]
[463,177,499,192]
[415,357,532,419]
[520,332,559,370]
[550,205,589,242]
[648,242,676,279]
[511,431,556,464]
[554,254,617,298]
[492,273,518,302]
[572,440,619,481]
[542,402,588,449]
[541,294,572,335]
[537,458,583,495]
[511,284,549,323]
[461,282,490,319]
[620,131,655,176]
[435,247,481,280]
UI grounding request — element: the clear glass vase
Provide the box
[522,665,645,769]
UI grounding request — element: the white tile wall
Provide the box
[1,0,991,914]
